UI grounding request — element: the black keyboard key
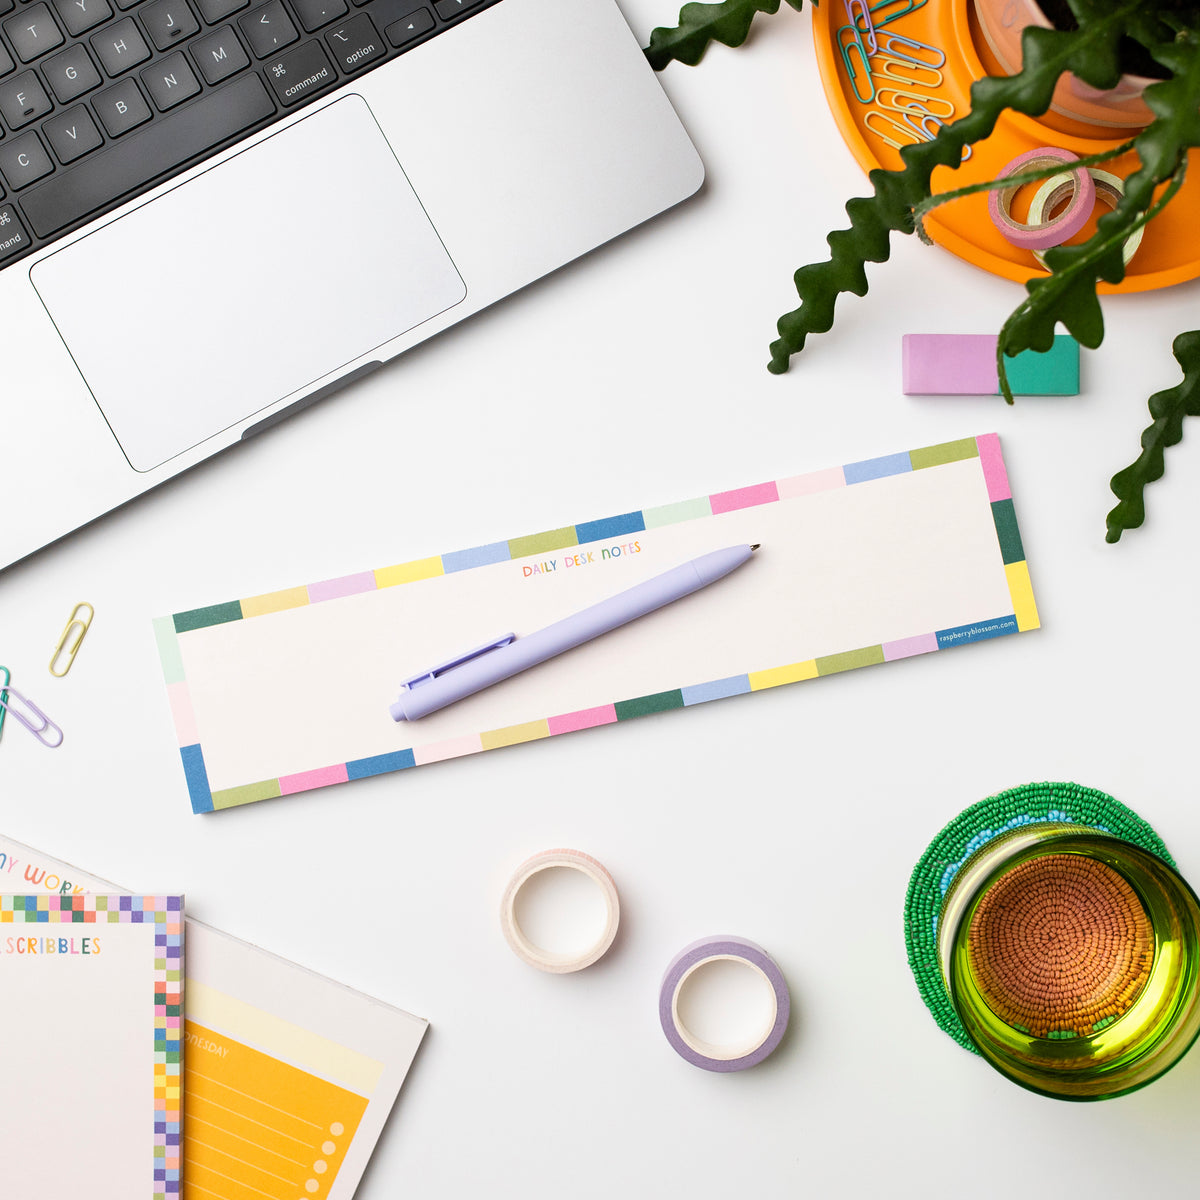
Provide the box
[0,0,13,15]
[238,0,295,56]
[44,44,102,102]
[290,0,343,31]
[384,5,430,47]
[0,130,53,187]
[193,0,245,24]
[4,4,64,62]
[91,16,151,75]
[263,37,331,104]
[43,103,102,161]
[92,75,150,132]
[191,24,247,83]
[0,203,31,260]
[22,72,273,235]
[324,12,378,70]
[140,0,199,50]
[140,48,198,108]
[0,41,12,76]
[432,0,478,19]
[0,70,52,128]
[53,0,111,36]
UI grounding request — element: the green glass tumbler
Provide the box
[938,823,1200,1100]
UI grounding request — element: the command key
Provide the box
[264,40,336,107]
[0,204,30,263]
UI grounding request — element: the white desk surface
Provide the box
[5,5,1200,1196]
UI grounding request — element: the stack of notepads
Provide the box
[0,837,427,1200]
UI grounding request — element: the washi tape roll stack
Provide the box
[987,146,1145,271]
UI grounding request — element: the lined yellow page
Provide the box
[184,1022,368,1200]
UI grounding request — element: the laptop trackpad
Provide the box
[31,95,466,473]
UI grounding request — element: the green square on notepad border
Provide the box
[1003,334,1079,395]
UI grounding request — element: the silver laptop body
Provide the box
[0,0,702,569]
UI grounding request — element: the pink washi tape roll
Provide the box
[500,848,620,973]
[987,147,1096,251]
[659,936,791,1072]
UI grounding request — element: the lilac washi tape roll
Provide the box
[659,936,790,1072]
[987,146,1096,250]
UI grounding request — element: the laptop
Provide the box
[0,0,702,570]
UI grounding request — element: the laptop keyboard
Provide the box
[0,0,499,268]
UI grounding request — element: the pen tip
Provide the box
[750,543,761,551]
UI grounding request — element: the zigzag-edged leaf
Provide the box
[996,25,1200,394]
[767,2,1142,373]
[645,0,801,70]
[1106,331,1200,541]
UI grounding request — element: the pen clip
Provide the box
[399,634,516,692]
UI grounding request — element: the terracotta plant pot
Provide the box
[973,0,1156,129]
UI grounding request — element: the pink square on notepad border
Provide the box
[548,705,618,735]
[976,433,1012,502]
[709,481,779,514]
[279,764,350,794]
[777,467,846,499]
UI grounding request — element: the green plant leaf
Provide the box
[1107,331,1200,541]
[767,2,1141,373]
[644,0,802,70]
[996,25,1200,398]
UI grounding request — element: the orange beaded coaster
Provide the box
[903,781,1173,1052]
[967,853,1155,1038]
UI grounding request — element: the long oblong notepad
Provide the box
[155,434,1038,812]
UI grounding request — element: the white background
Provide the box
[4,3,1200,1196]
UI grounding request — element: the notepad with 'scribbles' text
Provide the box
[156,433,1038,813]
[0,836,427,1200]
[0,891,183,1200]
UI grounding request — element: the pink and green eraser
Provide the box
[902,333,1079,395]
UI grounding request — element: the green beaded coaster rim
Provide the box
[903,781,1174,1053]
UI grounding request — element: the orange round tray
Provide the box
[813,0,1200,292]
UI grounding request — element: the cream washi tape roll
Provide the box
[1027,168,1145,269]
[500,848,620,973]
[659,936,791,1072]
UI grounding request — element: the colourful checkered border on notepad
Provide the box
[156,434,1037,813]
[0,894,183,1198]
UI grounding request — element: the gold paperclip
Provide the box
[875,87,956,120]
[863,108,923,150]
[49,602,94,677]
[872,51,944,91]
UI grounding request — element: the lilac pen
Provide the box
[389,543,759,721]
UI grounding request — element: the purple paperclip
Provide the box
[0,685,63,748]
[844,0,877,53]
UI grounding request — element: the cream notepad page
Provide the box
[0,894,183,1200]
